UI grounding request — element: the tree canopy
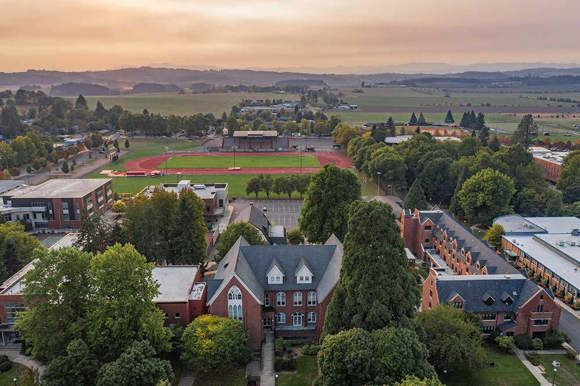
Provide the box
[0,222,43,281]
[299,165,361,243]
[513,114,537,151]
[404,180,429,210]
[557,150,580,203]
[484,223,505,251]
[216,222,265,260]
[324,201,420,335]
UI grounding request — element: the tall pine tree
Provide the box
[75,94,88,110]
[449,165,468,218]
[386,117,396,137]
[403,179,429,210]
[444,110,455,124]
[417,113,427,125]
[409,112,418,125]
[323,201,420,335]
[171,189,207,265]
[478,126,490,146]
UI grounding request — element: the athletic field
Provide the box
[164,154,319,169]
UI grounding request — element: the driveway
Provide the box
[557,302,580,351]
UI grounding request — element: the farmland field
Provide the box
[75,92,299,116]
[165,154,319,169]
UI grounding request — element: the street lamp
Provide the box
[232,146,237,169]
[376,171,382,196]
[551,360,560,386]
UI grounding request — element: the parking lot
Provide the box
[231,199,303,229]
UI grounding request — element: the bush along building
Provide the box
[401,209,561,337]
[206,235,343,348]
[495,214,579,306]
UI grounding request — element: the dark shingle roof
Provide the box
[236,205,271,241]
[436,274,542,313]
[206,279,223,300]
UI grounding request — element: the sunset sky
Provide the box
[1,0,579,72]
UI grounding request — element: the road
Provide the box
[557,303,580,351]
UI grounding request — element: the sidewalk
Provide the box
[514,349,550,386]
[260,332,275,386]
[0,348,44,377]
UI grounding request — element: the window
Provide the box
[504,313,512,320]
[482,313,496,321]
[227,286,243,321]
[424,238,430,243]
[175,313,181,320]
[292,312,303,327]
[452,301,463,309]
[536,304,544,312]
[307,312,316,324]
[533,319,549,326]
[264,294,270,307]
[4,303,25,324]
[481,325,496,334]
[293,292,303,306]
[296,274,312,284]
[276,312,286,324]
[263,318,272,327]
[276,292,286,306]
[483,296,495,306]
[424,225,432,231]
[307,291,317,306]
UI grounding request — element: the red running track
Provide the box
[123,151,352,175]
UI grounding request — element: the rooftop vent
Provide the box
[193,184,206,190]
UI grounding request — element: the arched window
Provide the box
[227,286,243,321]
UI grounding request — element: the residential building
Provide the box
[529,146,569,184]
[152,266,207,327]
[206,235,343,348]
[422,272,561,337]
[234,203,287,244]
[494,214,580,302]
[0,179,113,230]
[401,209,518,275]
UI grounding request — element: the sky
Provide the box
[1,0,580,73]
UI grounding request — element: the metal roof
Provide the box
[5,179,111,199]
[152,266,199,303]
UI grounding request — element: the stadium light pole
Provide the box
[299,146,302,174]
[233,146,237,169]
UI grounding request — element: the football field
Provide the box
[164,154,320,169]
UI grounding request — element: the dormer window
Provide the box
[296,261,313,284]
[267,263,284,284]
[483,294,495,306]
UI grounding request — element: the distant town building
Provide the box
[529,146,569,183]
[222,130,290,151]
[495,214,580,303]
[206,235,343,348]
[0,179,113,230]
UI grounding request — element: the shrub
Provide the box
[0,355,8,364]
[531,338,543,350]
[302,344,320,356]
[275,358,297,372]
[542,330,568,349]
[525,352,541,366]
[9,167,20,177]
[0,361,11,372]
[495,336,514,353]
[514,334,533,350]
[275,337,287,355]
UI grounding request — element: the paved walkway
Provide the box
[0,348,44,377]
[260,332,275,386]
[514,349,550,386]
[178,368,195,386]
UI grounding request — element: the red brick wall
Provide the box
[156,302,190,326]
[421,270,440,311]
[533,157,561,184]
[208,276,264,349]
[514,289,561,336]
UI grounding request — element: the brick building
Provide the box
[0,179,113,230]
[529,146,568,184]
[152,266,207,326]
[401,209,561,336]
[206,235,343,348]
[422,272,561,337]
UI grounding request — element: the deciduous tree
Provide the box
[484,223,505,251]
[43,339,99,386]
[216,222,265,260]
[171,189,207,265]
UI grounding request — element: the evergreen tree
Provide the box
[489,135,500,152]
[403,179,429,210]
[386,117,396,137]
[449,165,468,218]
[323,201,420,335]
[95,101,107,119]
[61,161,69,174]
[75,94,88,110]
[371,124,387,142]
[171,189,207,265]
[124,138,130,149]
[444,110,455,124]
[299,165,361,243]
[513,114,537,151]
[476,112,486,130]
[417,112,427,125]
[409,112,418,125]
[478,125,490,146]
[459,112,470,128]
[0,100,22,138]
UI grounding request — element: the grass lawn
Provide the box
[193,368,246,386]
[277,355,318,386]
[536,354,580,386]
[0,365,35,386]
[441,347,539,386]
[165,155,319,169]
[111,174,309,199]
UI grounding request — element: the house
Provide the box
[529,146,569,184]
[401,209,518,275]
[152,266,207,327]
[494,214,580,303]
[0,179,114,231]
[234,203,287,244]
[422,271,561,337]
[206,235,343,348]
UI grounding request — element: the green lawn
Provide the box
[193,368,246,386]
[165,155,319,169]
[0,365,35,386]
[277,355,318,386]
[536,354,580,386]
[111,174,309,199]
[441,347,539,386]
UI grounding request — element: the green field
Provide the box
[441,347,539,386]
[111,174,308,198]
[75,92,299,116]
[277,355,319,386]
[165,154,319,169]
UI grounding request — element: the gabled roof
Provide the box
[208,235,343,306]
[236,205,271,241]
[295,257,313,276]
[435,274,543,313]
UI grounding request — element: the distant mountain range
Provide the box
[2,66,580,95]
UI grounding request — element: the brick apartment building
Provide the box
[207,235,343,348]
[0,179,114,230]
[529,146,568,184]
[401,209,560,336]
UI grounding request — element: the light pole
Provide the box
[551,360,560,386]
[299,146,302,174]
[377,171,382,196]
[233,146,237,169]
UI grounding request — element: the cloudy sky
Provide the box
[1,0,579,72]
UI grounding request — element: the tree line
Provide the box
[245,174,311,199]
